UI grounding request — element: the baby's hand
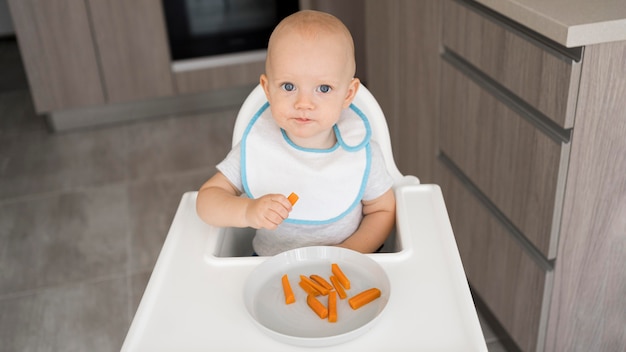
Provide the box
[245,194,293,230]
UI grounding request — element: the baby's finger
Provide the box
[272,195,293,213]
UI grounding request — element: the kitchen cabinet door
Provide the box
[8,0,105,113]
[87,0,174,103]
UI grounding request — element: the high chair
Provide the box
[122,84,487,351]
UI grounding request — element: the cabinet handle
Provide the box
[438,152,555,272]
[442,48,572,145]
[453,0,583,63]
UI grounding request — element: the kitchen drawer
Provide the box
[439,164,552,352]
[173,60,265,95]
[442,0,581,129]
[440,62,570,259]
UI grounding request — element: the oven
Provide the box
[162,0,299,61]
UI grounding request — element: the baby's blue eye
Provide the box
[281,83,295,92]
[317,85,332,93]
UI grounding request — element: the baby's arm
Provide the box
[337,188,396,253]
[196,172,293,230]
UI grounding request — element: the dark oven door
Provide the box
[162,0,299,61]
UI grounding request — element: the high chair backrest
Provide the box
[232,84,417,186]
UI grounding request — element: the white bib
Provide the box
[241,103,372,225]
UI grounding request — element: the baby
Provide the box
[196,10,396,256]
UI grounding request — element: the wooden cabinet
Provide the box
[440,48,571,260]
[7,0,105,112]
[86,0,174,103]
[8,0,174,113]
[367,0,626,351]
[437,1,625,351]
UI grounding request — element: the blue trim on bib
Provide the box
[241,102,269,197]
[280,129,340,153]
[334,104,372,152]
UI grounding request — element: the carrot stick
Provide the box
[330,275,348,299]
[348,288,381,310]
[307,294,328,319]
[300,275,329,295]
[331,263,350,290]
[287,192,299,205]
[310,274,333,291]
[281,274,295,304]
[328,291,337,322]
[299,279,321,296]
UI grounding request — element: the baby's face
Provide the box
[260,30,359,149]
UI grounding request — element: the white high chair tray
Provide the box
[121,184,487,351]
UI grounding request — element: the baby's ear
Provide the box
[260,74,271,101]
[342,78,360,108]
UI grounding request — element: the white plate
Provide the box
[243,246,390,347]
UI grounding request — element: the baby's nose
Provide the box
[295,91,314,110]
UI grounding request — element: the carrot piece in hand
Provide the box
[310,274,333,291]
[348,288,381,310]
[330,275,348,299]
[300,275,330,295]
[281,274,295,304]
[287,192,299,205]
[331,263,350,289]
[307,294,328,319]
[328,291,338,322]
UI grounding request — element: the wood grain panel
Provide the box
[365,0,441,182]
[87,0,174,103]
[7,0,104,113]
[442,0,581,129]
[440,62,568,259]
[545,40,626,352]
[396,0,441,183]
[365,0,400,161]
[174,61,265,95]
[438,163,550,352]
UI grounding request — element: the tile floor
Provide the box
[0,38,510,351]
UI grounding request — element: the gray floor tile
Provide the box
[125,109,236,181]
[0,185,130,295]
[0,124,130,200]
[127,168,213,272]
[0,277,130,352]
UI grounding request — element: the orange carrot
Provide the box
[348,288,381,310]
[307,294,328,319]
[281,274,295,304]
[300,275,330,295]
[299,279,321,296]
[310,274,333,291]
[328,291,337,322]
[287,192,299,205]
[331,263,350,290]
[330,275,348,299]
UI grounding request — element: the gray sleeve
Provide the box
[363,141,394,201]
[216,143,243,193]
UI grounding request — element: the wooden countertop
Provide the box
[474,0,626,47]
